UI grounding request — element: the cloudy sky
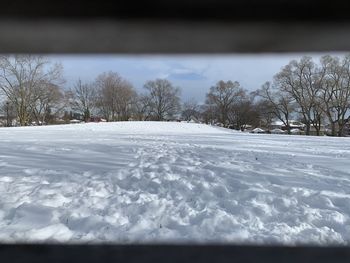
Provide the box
[50,53,345,103]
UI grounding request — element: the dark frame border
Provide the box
[1,244,350,263]
[1,1,350,262]
[1,1,350,53]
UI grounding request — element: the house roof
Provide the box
[252,128,265,133]
[272,120,305,127]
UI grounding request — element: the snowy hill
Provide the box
[0,121,350,244]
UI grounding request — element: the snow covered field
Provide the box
[0,122,350,244]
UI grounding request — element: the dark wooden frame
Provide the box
[1,1,350,262]
[0,0,350,53]
[0,244,349,263]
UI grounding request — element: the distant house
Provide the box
[69,119,82,124]
[69,112,84,121]
[30,121,46,126]
[271,120,326,135]
[188,117,200,123]
[251,128,266,134]
[290,128,305,135]
[240,124,253,131]
[271,120,305,131]
[309,124,326,136]
[89,116,103,122]
[270,128,286,134]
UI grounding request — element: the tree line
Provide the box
[0,55,349,136]
[202,55,350,137]
[0,55,181,126]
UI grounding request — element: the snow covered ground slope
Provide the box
[0,121,350,244]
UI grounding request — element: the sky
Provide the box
[50,53,346,103]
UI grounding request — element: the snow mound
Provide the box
[0,121,350,245]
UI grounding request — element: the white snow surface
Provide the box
[1,121,350,244]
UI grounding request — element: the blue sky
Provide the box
[50,53,345,103]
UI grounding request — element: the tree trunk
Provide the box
[331,122,336,136]
[316,127,320,136]
[337,123,344,137]
[305,123,310,135]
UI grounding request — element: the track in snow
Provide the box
[0,122,350,244]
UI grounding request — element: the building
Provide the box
[271,120,305,131]
[309,125,326,136]
[270,128,286,134]
[250,128,266,134]
[271,120,327,135]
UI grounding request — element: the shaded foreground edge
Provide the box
[0,244,350,263]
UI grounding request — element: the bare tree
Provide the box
[95,72,136,121]
[227,90,259,130]
[181,98,200,121]
[143,79,181,121]
[274,57,323,135]
[206,80,245,127]
[32,83,65,125]
[200,104,217,125]
[132,94,152,121]
[257,81,296,134]
[70,79,96,122]
[0,55,63,126]
[250,89,275,129]
[319,55,350,136]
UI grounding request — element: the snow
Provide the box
[0,121,350,244]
